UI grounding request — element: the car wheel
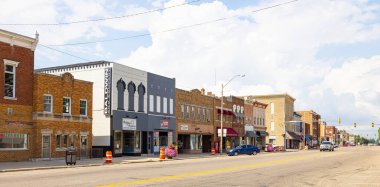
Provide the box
[253,151,257,155]
[234,152,238,156]
[320,150,322,152]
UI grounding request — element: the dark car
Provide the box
[227,144,261,156]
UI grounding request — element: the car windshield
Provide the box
[322,142,331,145]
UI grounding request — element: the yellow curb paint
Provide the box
[98,152,337,187]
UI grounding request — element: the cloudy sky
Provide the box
[1,0,380,138]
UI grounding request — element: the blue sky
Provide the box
[1,0,380,139]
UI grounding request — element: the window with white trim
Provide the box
[156,96,161,113]
[4,60,19,98]
[0,133,28,150]
[56,134,61,148]
[149,95,154,112]
[271,121,275,131]
[186,105,190,119]
[169,98,174,114]
[80,99,87,116]
[43,95,53,113]
[62,97,71,115]
[180,104,184,119]
[202,108,206,121]
[163,97,168,113]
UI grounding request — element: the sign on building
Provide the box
[104,68,112,116]
[122,118,136,130]
[180,124,189,131]
[161,120,169,129]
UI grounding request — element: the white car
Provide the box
[320,141,334,151]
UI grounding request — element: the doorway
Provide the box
[80,136,88,158]
[42,135,51,159]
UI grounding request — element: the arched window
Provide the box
[138,83,146,112]
[116,78,126,110]
[128,81,136,111]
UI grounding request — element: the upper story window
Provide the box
[156,96,161,113]
[180,104,184,118]
[202,108,206,121]
[207,109,211,121]
[62,97,71,115]
[192,106,196,120]
[43,95,53,113]
[163,97,168,114]
[169,98,174,114]
[186,105,190,119]
[4,60,19,99]
[80,99,87,116]
[149,95,154,112]
[198,108,201,121]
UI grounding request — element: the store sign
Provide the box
[180,125,189,131]
[104,68,112,116]
[161,120,169,129]
[217,129,227,137]
[245,125,254,132]
[122,118,136,130]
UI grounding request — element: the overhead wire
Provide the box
[0,0,201,26]
[44,0,299,46]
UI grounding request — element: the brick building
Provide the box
[244,97,268,149]
[298,110,321,147]
[248,94,296,148]
[0,30,38,161]
[32,72,93,159]
[176,89,215,153]
[325,126,338,144]
[216,96,245,151]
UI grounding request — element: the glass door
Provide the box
[80,136,88,158]
[42,135,51,159]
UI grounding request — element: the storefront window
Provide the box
[0,133,28,150]
[123,131,141,153]
[114,131,122,154]
[190,134,202,150]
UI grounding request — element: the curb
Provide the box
[0,164,102,173]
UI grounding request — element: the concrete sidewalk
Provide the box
[0,153,226,173]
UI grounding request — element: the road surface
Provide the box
[0,146,379,187]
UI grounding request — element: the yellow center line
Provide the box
[97,152,338,187]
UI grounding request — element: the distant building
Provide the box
[244,98,268,149]
[297,110,321,147]
[247,94,296,148]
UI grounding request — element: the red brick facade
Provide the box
[0,30,37,162]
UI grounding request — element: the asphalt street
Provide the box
[0,146,379,187]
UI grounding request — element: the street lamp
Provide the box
[220,74,245,154]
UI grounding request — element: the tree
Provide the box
[378,127,380,140]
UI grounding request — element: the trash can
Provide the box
[66,150,77,165]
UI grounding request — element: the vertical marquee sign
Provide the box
[104,68,112,116]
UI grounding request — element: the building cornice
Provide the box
[0,29,38,51]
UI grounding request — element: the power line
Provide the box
[38,44,93,62]
[0,0,201,26]
[45,0,299,46]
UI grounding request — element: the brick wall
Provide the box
[32,73,93,159]
[0,38,35,162]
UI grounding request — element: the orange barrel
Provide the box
[211,148,215,155]
[159,147,165,160]
[104,151,112,164]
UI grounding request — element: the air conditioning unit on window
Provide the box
[7,108,13,115]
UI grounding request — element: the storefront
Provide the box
[177,124,213,154]
[244,125,255,145]
[286,131,302,149]
[255,131,267,149]
[217,127,238,151]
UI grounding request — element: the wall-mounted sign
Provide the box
[122,118,136,130]
[180,125,189,131]
[161,120,169,129]
[245,125,254,132]
[217,129,227,137]
[104,68,112,116]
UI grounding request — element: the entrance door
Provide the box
[80,136,88,158]
[42,135,51,159]
[142,131,147,154]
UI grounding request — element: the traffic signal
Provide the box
[372,122,375,128]
[338,117,341,124]
[354,123,357,128]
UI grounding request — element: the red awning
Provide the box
[217,109,233,115]
[217,127,238,137]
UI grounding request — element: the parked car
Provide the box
[227,145,261,156]
[320,141,334,151]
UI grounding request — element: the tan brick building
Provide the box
[176,88,215,153]
[0,30,38,161]
[33,73,93,159]
[249,94,296,148]
[326,126,338,144]
[298,110,321,147]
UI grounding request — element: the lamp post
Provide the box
[220,74,245,155]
